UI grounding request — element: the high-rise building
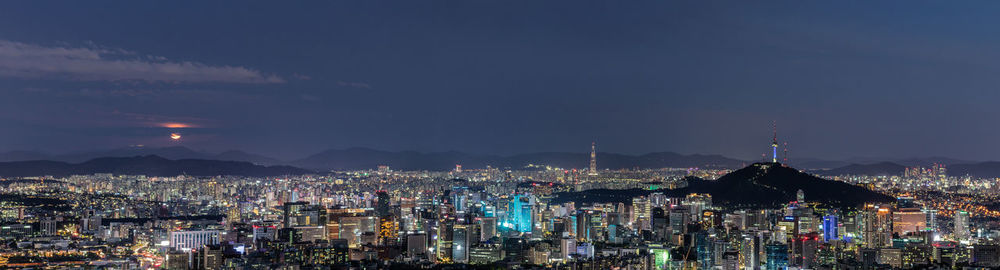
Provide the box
[955,210,971,242]
[169,230,221,251]
[453,224,470,263]
[505,194,532,233]
[376,190,391,217]
[406,233,428,260]
[765,244,788,270]
[588,142,598,176]
[861,205,892,248]
[822,215,838,242]
[893,208,927,235]
[478,217,497,242]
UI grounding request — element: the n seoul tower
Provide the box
[771,121,779,163]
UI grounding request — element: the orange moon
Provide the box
[170,133,182,140]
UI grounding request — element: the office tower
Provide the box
[696,231,714,269]
[652,207,669,241]
[588,142,598,176]
[170,230,221,251]
[436,217,455,263]
[197,244,224,270]
[282,202,327,228]
[478,217,497,242]
[861,205,892,248]
[505,194,533,233]
[822,215,838,242]
[793,233,820,268]
[765,244,788,270]
[376,190,391,217]
[893,208,927,235]
[631,196,650,230]
[378,216,398,246]
[669,206,689,235]
[739,235,760,270]
[453,224,470,263]
[165,250,190,270]
[722,250,740,270]
[576,211,590,242]
[920,208,937,233]
[650,247,671,269]
[407,234,428,260]
[955,210,971,242]
[560,237,576,260]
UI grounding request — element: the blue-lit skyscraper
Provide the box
[696,232,714,269]
[505,194,532,233]
[822,215,838,242]
[765,244,788,270]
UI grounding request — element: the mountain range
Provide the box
[0,146,281,165]
[0,155,312,177]
[3,146,1000,176]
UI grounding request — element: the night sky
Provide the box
[2,1,1000,161]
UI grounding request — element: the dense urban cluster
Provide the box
[1,162,999,269]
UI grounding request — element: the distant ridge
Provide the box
[948,161,1000,178]
[291,147,747,171]
[0,146,282,165]
[812,162,906,176]
[554,162,894,208]
[0,155,313,177]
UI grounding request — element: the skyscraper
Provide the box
[822,215,838,242]
[955,210,971,242]
[375,190,391,217]
[588,142,598,176]
[765,244,789,270]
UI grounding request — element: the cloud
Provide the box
[337,81,371,89]
[0,40,284,83]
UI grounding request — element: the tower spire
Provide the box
[589,141,598,176]
[771,121,778,163]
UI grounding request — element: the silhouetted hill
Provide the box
[554,163,893,208]
[812,162,906,176]
[948,162,1000,178]
[292,148,746,171]
[0,155,313,177]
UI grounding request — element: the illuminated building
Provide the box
[378,216,398,246]
[771,121,779,163]
[478,217,497,241]
[406,234,428,260]
[892,208,927,235]
[376,190,391,217]
[651,247,670,269]
[170,230,221,251]
[955,210,971,242]
[469,245,503,264]
[453,224,470,263]
[765,244,788,270]
[588,142,598,176]
[822,215,838,242]
[505,194,532,233]
[861,205,893,248]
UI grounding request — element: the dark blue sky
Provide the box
[1,1,999,160]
